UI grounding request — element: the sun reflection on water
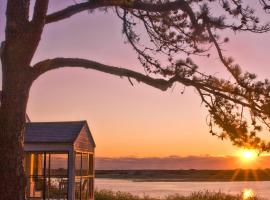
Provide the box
[242,188,255,199]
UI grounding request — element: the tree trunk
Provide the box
[0,1,47,199]
[0,61,32,200]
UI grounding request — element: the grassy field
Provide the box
[94,190,262,200]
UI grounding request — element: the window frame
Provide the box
[24,151,70,200]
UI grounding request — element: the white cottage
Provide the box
[24,121,96,200]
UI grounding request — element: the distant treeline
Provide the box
[95,169,270,181]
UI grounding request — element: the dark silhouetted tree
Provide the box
[1,0,270,199]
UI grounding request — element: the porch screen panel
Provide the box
[75,152,94,200]
[25,152,45,200]
[25,152,68,200]
[89,154,94,199]
[89,154,94,176]
[82,154,89,176]
[81,178,89,200]
[47,154,68,200]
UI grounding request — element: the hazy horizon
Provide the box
[95,155,270,170]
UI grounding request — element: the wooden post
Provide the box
[69,149,75,200]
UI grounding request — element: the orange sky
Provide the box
[1,1,270,159]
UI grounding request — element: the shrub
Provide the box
[94,190,262,200]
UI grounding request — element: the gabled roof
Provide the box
[25,121,91,144]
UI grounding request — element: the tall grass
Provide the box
[94,189,262,200]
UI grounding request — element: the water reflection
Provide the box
[96,179,270,199]
[242,188,255,199]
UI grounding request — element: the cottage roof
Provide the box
[25,121,95,146]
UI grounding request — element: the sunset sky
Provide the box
[1,1,270,163]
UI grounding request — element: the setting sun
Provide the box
[238,149,258,162]
[243,188,255,199]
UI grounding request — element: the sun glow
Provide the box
[242,188,255,199]
[238,149,258,162]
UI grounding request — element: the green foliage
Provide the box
[94,190,262,200]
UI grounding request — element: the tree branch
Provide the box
[207,26,239,82]
[32,57,177,91]
[32,57,262,114]
[45,0,198,29]
[31,0,49,27]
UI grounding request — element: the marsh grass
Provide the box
[94,189,262,200]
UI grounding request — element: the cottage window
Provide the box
[25,152,68,200]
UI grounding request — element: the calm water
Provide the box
[95,178,270,199]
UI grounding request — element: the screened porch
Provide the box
[24,121,96,200]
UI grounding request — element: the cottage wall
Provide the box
[74,125,95,152]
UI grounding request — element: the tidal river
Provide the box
[95,178,270,199]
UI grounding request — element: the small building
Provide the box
[24,121,96,200]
